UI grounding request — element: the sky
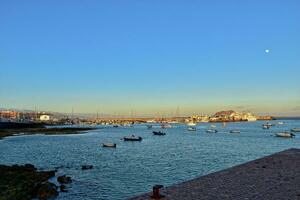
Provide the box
[0,0,300,116]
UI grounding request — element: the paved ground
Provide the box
[129,148,300,200]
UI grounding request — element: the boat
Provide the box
[278,122,284,125]
[262,122,273,129]
[123,135,143,141]
[262,125,270,129]
[230,130,240,134]
[187,127,196,131]
[153,131,166,136]
[263,122,274,127]
[222,122,227,128]
[113,125,119,128]
[146,125,153,129]
[210,125,217,128]
[161,123,172,129]
[291,128,300,132]
[275,132,295,138]
[187,122,197,126]
[206,129,218,133]
[102,143,117,148]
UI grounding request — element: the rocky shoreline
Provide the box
[0,164,95,200]
[0,164,59,200]
[0,127,97,139]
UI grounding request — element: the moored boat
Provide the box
[161,123,172,129]
[102,143,117,148]
[153,131,166,136]
[275,132,295,138]
[187,127,196,131]
[278,122,284,125]
[230,130,240,134]
[291,128,300,132]
[206,129,218,133]
[262,125,270,129]
[123,135,143,141]
[146,125,153,129]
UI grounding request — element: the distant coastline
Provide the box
[0,125,97,140]
[274,116,300,120]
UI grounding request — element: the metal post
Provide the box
[151,185,164,199]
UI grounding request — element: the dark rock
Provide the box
[57,175,72,184]
[35,182,58,200]
[0,164,57,200]
[81,165,93,170]
[24,164,37,170]
[60,184,68,192]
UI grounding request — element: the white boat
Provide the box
[275,132,295,138]
[188,127,196,131]
[187,122,197,126]
[210,125,216,128]
[230,130,240,134]
[206,129,218,133]
[262,125,270,129]
[291,128,300,132]
[278,122,284,125]
[262,122,273,129]
[161,123,172,129]
[102,143,117,148]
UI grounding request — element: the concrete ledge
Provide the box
[129,148,300,200]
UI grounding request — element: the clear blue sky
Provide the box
[0,0,299,116]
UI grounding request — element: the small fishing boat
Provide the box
[262,122,274,127]
[278,122,284,125]
[102,143,117,148]
[113,125,119,128]
[275,132,295,138]
[230,130,240,134]
[153,131,166,136]
[187,127,196,131]
[210,125,217,128]
[146,125,153,129]
[123,135,143,141]
[161,123,172,129]
[291,128,300,132]
[262,125,270,129]
[206,129,218,133]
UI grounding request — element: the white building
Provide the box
[40,115,50,121]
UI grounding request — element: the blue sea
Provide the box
[0,120,299,200]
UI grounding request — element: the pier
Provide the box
[129,148,300,200]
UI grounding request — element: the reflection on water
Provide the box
[0,120,299,200]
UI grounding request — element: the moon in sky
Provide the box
[265,49,270,53]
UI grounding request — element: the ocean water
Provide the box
[0,120,299,200]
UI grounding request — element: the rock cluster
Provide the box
[0,164,72,200]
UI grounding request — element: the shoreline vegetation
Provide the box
[0,127,97,140]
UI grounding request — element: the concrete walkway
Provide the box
[129,148,300,200]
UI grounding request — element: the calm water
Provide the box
[0,120,300,200]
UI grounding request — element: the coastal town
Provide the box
[0,109,274,126]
